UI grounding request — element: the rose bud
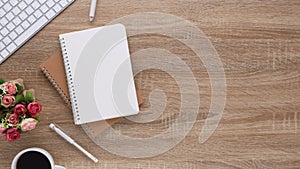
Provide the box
[5,82,17,95]
[1,95,15,108]
[27,102,42,117]
[22,89,35,99]
[21,118,38,131]
[8,114,19,125]
[0,123,7,136]
[6,128,20,142]
[14,104,27,117]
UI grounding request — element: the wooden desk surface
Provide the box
[0,0,299,168]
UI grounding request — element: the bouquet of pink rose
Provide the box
[0,79,42,142]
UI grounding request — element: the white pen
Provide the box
[89,0,98,22]
[49,123,99,163]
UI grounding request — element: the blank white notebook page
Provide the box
[59,24,139,124]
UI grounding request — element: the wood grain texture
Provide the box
[0,0,299,168]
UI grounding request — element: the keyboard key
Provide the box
[0,17,9,26]
[60,0,68,7]
[45,9,55,19]
[2,1,9,4]
[0,49,9,59]
[12,17,21,25]
[27,15,36,24]
[3,37,11,45]
[0,42,4,51]
[38,0,47,4]
[53,4,62,12]
[3,3,12,12]
[15,16,48,46]
[18,1,27,10]
[40,4,49,13]
[10,0,19,6]
[0,8,5,17]
[25,0,33,5]
[0,27,9,36]
[7,43,17,53]
[25,6,34,15]
[19,11,28,20]
[9,31,17,40]
[5,12,14,20]
[31,1,41,10]
[11,6,21,15]
[46,0,55,8]
[21,20,30,29]
[6,22,15,31]
[15,26,24,35]
[33,10,42,18]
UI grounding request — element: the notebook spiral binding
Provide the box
[40,67,71,107]
[60,37,81,124]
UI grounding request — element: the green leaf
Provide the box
[16,84,23,94]
[0,115,5,121]
[2,107,9,111]
[0,79,5,85]
[15,94,25,104]
[25,91,34,103]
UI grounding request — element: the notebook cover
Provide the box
[59,24,139,124]
[40,51,71,107]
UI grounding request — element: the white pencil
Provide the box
[49,123,99,163]
[89,0,98,21]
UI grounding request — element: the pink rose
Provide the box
[1,95,15,108]
[0,124,7,136]
[14,104,27,117]
[5,128,20,142]
[21,118,38,131]
[27,102,42,117]
[8,114,19,125]
[5,82,17,95]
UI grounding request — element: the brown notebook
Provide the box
[40,51,143,136]
[40,51,71,107]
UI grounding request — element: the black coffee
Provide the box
[17,151,51,169]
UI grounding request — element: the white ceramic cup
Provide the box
[11,148,65,169]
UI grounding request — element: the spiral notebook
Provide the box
[40,51,71,107]
[59,24,140,125]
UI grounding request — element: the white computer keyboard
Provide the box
[0,0,75,64]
